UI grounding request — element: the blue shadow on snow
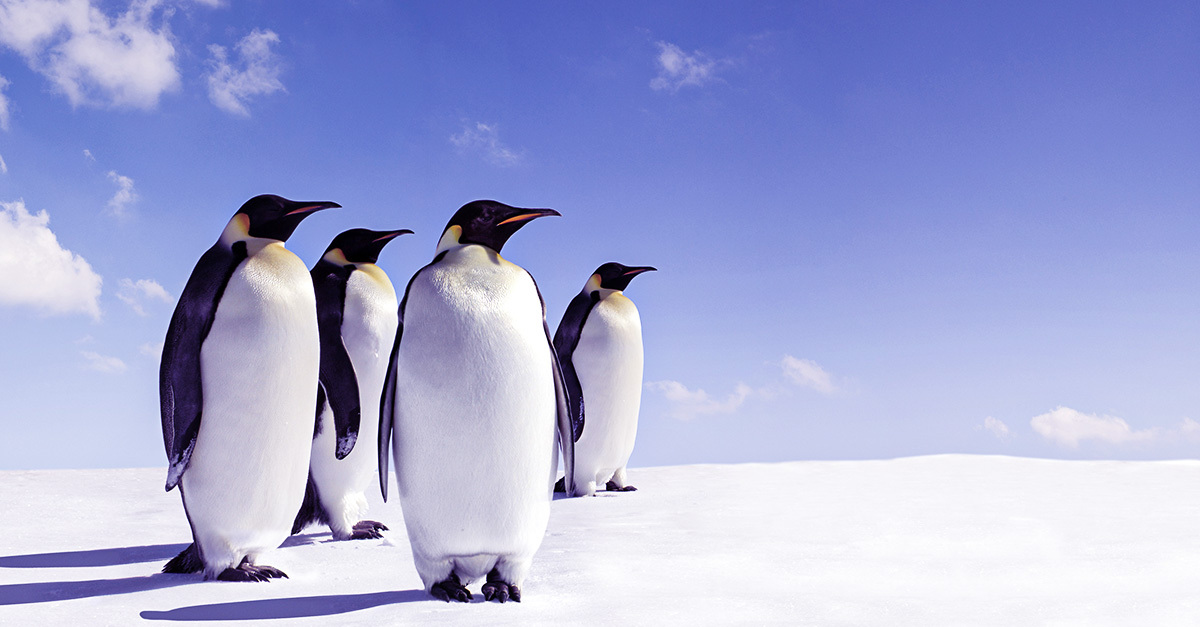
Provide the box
[0,543,191,569]
[140,589,427,621]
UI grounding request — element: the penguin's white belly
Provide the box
[573,294,644,486]
[310,265,398,529]
[393,253,555,582]
[183,245,318,570]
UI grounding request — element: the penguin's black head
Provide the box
[237,194,341,242]
[591,262,657,292]
[437,200,560,254]
[325,228,414,264]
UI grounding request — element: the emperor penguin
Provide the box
[378,200,574,603]
[553,263,655,497]
[293,228,412,541]
[159,194,348,581]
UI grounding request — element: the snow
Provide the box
[2,455,1198,625]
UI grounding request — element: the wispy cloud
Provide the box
[650,41,721,92]
[1181,418,1200,441]
[83,149,95,162]
[0,73,11,130]
[645,380,754,420]
[105,170,137,217]
[648,354,841,420]
[781,356,837,395]
[0,153,7,175]
[140,340,164,357]
[0,199,102,320]
[980,416,1012,441]
[117,278,170,315]
[1031,407,1155,448]
[0,0,181,109]
[450,121,522,166]
[205,29,285,116]
[81,350,126,374]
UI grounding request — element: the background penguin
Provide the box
[378,200,573,603]
[553,263,656,497]
[293,228,411,541]
[159,194,345,581]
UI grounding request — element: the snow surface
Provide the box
[1,456,1198,625]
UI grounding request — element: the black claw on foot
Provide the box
[605,480,637,492]
[349,520,388,540]
[483,568,521,603]
[553,477,566,493]
[430,572,472,603]
[216,559,288,582]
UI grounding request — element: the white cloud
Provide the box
[645,380,753,420]
[0,153,7,175]
[650,41,719,92]
[81,350,126,374]
[0,0,181,109]
[117,277,170,315]
[83,148,95,161]
[450,121,522,167]
[0,73,11,130]
[981,416,1012,441]
[649,354,843,420]
[105,169,137,217]
[1177,417,1200,442]
[205,28,285,116]
[0,199,102,319]
[781,356,837,395]
[139,340,164,357]
[1031,407,1156,448]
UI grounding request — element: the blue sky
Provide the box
[0,1,1197,470]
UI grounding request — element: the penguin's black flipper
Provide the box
[380,268,421,502]
[530,272,576,496]
[311,260,361,460]
[552,290,595,443]
[160,242,246,492]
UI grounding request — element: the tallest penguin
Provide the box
[160,194,347,581]
[379,200,574,603]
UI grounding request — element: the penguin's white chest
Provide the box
[572,293,644,482]
[183,243,319,557]
[392,246,555,568]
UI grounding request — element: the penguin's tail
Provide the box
[162,543,203,574]
[291,472,327,535]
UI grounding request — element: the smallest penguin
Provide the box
[294,228,411,541]
[553,262,655,497]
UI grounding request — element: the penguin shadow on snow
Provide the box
[139,589,427,621]
[0,543,198,606]
[0,532,359,606]
[0,542,191,568]
[0,572,195,606]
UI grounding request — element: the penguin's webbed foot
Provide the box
[605,480,637,492]
[349,520,389,540]
[430,571,472,603]
[553,477,566,493]
[482,567,521,603]
[216,558,288,582]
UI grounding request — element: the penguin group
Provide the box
[158,195,654,600]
